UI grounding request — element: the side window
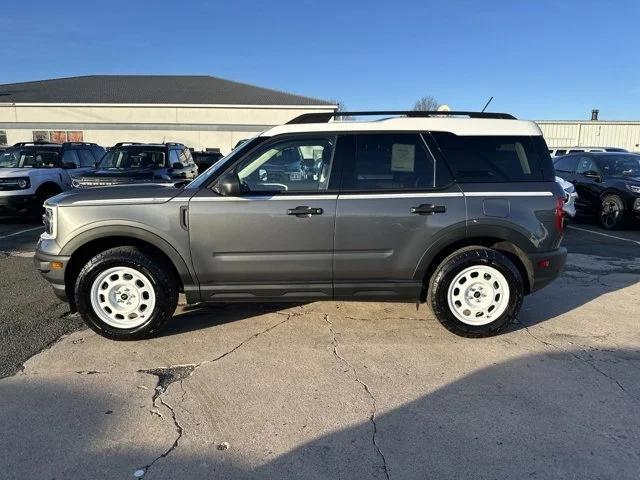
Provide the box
[178,149,189,166]
[183,148,193,164]
[169,149,180,166]
[61,150,80,167]
[0,130,7,146]
[553,156,579,173]
[235,137,334,193]
[431,133,547,183]
[342,133,438,191]
[21,149,60,168]
[77,149,97,167]
[576,156,598,174]
[555,149,567,156]
[568,149,585,154]
[92,148,105,163]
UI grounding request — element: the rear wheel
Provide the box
[428,247,524,337]
[75,246,178,340]
[599,194,625,230]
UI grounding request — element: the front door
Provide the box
[333,133,466,300]
[189,135,338,301]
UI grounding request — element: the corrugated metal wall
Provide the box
[537,121,640,151]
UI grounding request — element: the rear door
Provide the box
[188,135,338,301]
[574,155,604,210]
[333,133,465,300]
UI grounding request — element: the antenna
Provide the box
[481,96,494,113]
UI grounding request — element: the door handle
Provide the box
[287,206,323,217]
[410,204,446,215]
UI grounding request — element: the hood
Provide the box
[47,183,182,207]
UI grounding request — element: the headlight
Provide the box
[626,183,640,194]
[0,177,30,190]
[41,206,57,239]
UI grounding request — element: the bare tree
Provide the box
[412,96,440,111]
[330,99,354,121]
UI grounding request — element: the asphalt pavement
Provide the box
[0,214,639,478]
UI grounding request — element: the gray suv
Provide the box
[35,111,567,340]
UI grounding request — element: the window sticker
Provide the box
[391,144,415,172]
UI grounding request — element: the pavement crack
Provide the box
[517,321,630,396]
[133,315,293,477]
[136,364,197,478]
[323,314,390,480]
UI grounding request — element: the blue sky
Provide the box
[1,0,639,119]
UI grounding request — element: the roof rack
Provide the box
[112,142,142,147]
[286,110,517,124]
[61,141,99,147]
[13,141,57,146]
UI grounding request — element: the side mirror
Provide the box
[215,172,242,196]
[172,162,184,169]
[583,170,601,181]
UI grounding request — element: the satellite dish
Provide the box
[437,104,451,112]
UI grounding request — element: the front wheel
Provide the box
[428,247,524,337]
[75,246,179,340]
[599,194,625,230]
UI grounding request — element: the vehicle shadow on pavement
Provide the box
[2,349,638,479]
[159,302,302,337]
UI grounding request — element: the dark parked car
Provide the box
[72,142,198,187]
[191,150,223,174]
[36,110,567,340]
[554,152,640,229]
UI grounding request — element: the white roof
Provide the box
[261,117,542,137]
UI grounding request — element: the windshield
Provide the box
[0,148,60,168]
[188,135,266,189]
[99,148,166,170]
[595,154,640,177]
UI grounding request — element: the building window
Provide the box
[32,130,84,143]
[0,130,7,146]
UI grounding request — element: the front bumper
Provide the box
[528,247,567,293]
[34,248,70,303]
[0,193,37,210]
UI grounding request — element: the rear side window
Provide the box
[553,155,579,173]
[431,133,550,183]
[341,133,451,191]
[77,149,97,167]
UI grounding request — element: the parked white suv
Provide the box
[0,141,104,213]
[549,146,627,157]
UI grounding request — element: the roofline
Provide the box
[0,102,339,110]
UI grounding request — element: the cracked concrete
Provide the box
[1,225,639,478]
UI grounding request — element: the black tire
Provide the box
[33,184,62,214]
[427,246,524,338]
[598,193,625,230]
[74,246,179,340]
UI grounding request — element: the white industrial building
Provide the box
[0,75,336,153]
[537,117,640,152]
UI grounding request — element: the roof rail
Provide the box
[286,110,517,124]
[61,141,99,147]
[112,142,142,147]
[164,142,185,147]
[13,141,57,146]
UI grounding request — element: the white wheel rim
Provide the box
[447,265,510,326]
[90,266,156,329]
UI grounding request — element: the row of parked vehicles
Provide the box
[0,141,225,214]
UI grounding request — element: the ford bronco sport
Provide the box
[0,141,104,213]
[35,111,567,340]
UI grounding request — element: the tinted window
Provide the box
[568,149,585,154]
[342,134,441,191]
[594,154,640,177]
[555,149,567,156]
[553,155,579,173]
[99,148,166,169]
[431,133,548,182]
[178,149,189,166]
[77,149,97,167]
[235,137,334,193]
[169,150,180,166]
[576,156,599,174]
[62,150,80,167]
[0,148,60,168]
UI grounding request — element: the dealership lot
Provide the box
[0,218,639,478]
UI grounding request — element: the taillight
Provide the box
[554,197,565,233]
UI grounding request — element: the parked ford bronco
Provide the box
[0,141,105,213]
[35,111,567,340]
